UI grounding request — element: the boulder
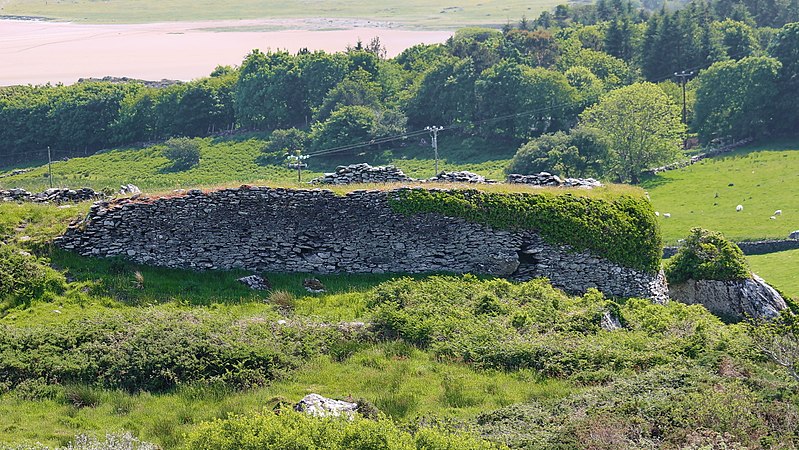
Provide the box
[294,393,357,418]
[669,274,787,321]
[303,278,326,293]
[119,184,142,195]
[237,275,271,290]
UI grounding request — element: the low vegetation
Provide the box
[665,228,751,284]
[390,188,661,272]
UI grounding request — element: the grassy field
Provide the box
[0,0,561,28]
[642,140,799,244]
[0,135,514,193]
[748,249,799,299]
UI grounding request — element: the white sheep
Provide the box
[663,213,671,218]
[736,204,743,212]
[775,210,782,216]
[771,216,777,220]
[655,211,660,216]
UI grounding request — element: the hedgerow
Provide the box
[183,410,504,450]
[388,188,661,273]
[0,309,362,392]
[665,228,751,284]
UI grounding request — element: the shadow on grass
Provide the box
[50,249,429,306]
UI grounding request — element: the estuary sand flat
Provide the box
[0,19,451,86]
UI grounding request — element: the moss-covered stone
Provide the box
[388,188,662,274]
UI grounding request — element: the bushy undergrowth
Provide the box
[478,364,799,448]
[665,228,751,284]
[0,245,66,313]
[388,188,661,273]
[0,309,364,392]
[183,410,503,450]
[370,276,731,378]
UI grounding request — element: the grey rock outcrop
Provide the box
[669,274,787,321]
[507,172,602,188]
[312,163,413,185]
[294,393,358,418]
[56,186,668,301]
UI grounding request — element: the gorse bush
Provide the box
[369,276,729,377]
[162,137,201,171]
[477,364,799,449]
[0,309,361,392]
[388,188,661,273]
[665,228,751,284]
[183,410,504,450]
[0,245,65,313]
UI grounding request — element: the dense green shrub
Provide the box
[162,137,201,171]
[477,364,799,448]
[0,309,360,392]
[183,410,503,450]
[0,245,65,313]
[388,188,661,273]
[665,228,751,284]
[369,276,728,377]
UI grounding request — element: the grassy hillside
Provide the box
[0,199,798,448]
[642,140,799,244]
[748,249,799,299]
[0,135,513,193]
[0,0,561,27]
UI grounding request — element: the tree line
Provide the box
[1,5,798,183]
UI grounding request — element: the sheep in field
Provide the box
[736,205,743,212]
[775,210,782,216]
[663,213,671,218]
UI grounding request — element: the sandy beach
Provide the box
[0,19,452,86]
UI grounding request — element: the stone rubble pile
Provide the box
[0,168,31,178]
[507,172,602,188]
[56,186,668,302]
[312,163,413,184]
[428,171,496,184]
[237,275,271,290]
[1,187,103,203]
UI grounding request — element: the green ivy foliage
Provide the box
[388,188,661,273]
[665,228,751,284]
[183,410,503,450]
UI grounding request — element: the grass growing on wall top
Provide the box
[389,188,662,273]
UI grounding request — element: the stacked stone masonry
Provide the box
[56,187,668,302]
[1,187,103,203]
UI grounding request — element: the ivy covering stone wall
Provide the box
[56,187,667,302]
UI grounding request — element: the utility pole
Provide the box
[674,70,694,126]
[425,126,443,174]
[47,145,53,188]
[287,149,309,183]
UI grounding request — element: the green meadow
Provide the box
[642,140,799,244]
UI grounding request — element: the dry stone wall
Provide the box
[56,187,668,302]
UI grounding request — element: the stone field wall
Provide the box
[57,187,668,302]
